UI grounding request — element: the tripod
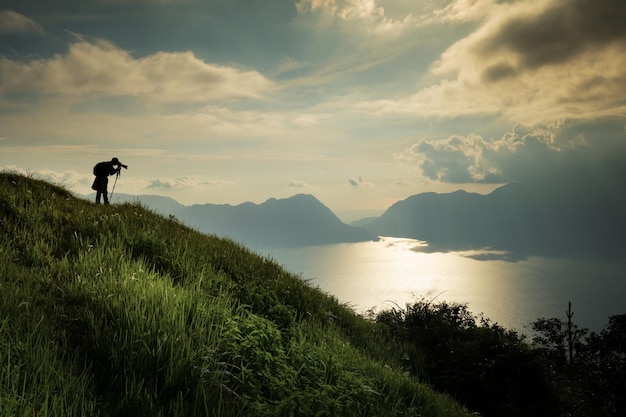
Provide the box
[109,170,121,202]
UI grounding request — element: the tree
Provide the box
[531,305,626,417]
[531,302,588,369]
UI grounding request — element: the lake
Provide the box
[262,237,626,334]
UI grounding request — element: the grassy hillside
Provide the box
[0,172,472,417]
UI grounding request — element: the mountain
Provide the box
[96,192,378,249]
[361,181,626,261]
[181,194,378,248]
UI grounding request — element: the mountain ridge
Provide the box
[92,192,378,249]
[88,178,626,261]
[361,182,626,261]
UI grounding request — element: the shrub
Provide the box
[378,300,559,417]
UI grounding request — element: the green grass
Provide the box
[0,172,473,417]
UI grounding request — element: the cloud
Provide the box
[295,0,498,34]
[295,0,418,35]
[147,177,200,190]
[147,179,174,190]
[292,114,320,127]
[0,10,44,34]
[360,0,626,125]
[272,57,308,77]
[475,0,626,74]
[147,176,234,191]
[296,0,383,20]
[348,176,373,186]
[423,0,496,24]
[397,120,626,184]
[33,169,87,187]
[288,180,307,187]
[397,133,509,183]
[0,39,271,103]
[0,166,89,188]
[398,129,570,184]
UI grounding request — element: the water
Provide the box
[264,237,626,334]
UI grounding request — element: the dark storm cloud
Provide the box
[479,0,626,81]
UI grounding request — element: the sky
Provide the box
[1,0,625,222]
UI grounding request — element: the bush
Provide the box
[378,300,559,417]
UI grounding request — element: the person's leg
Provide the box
[103,177,109,205]
[96,178,102,203]
[95,177,107,204]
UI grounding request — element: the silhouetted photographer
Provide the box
[91,157,128,205]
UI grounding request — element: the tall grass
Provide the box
[0,172,473,416]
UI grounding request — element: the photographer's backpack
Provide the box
[93,162,108,176]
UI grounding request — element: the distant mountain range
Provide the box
[85,179,626,261]
[94,193,378,249]
[359,181,626,261]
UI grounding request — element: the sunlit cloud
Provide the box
[295,0,418,35]
[0,39,271,103]
[396,120,626,184]
[0,10,44,34]
[396,134,504,183]
[295,0,499,35]
[359,0,626,125]
[425,0,496,24]
[288,180,307,187]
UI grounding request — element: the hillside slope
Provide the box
[0,173,471,417]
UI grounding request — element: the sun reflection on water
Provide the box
[266,237,625,333]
